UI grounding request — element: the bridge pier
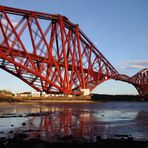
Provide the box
[80,89,90,96]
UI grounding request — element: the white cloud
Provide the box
[120,60,148,69]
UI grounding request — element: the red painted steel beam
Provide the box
[0,46,103,76]
[0,5,147,97]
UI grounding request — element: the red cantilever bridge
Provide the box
[0,6,147,97]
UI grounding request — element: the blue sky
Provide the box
[0,0,148,94]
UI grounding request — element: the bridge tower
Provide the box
[0,6,118,95]
[0,6,147,98]
[130,69,148,99]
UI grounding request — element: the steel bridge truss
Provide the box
[0,6,118,95]
[0,6,147,96]
[129,69,148,96]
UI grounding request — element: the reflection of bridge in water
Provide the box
[0,103,148,141]
[26,109,96,141]
[18,107,148,141]
[0,6,147,97]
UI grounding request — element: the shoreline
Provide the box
[0,94,148,103]
[0,95,93,104]
[91,94,148,101]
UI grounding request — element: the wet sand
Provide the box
[0,101,148,148]
[0,136,147,148]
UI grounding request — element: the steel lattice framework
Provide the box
[129,69,148,96]
[115,69,148,97]
[0,6,147,96]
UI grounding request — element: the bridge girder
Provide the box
[0,6,147,97]
[0,6,118,95]
[114,71,148,97]
[130,69,148,97]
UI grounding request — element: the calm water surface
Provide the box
[0,101,148,142]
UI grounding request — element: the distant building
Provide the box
[17,92,31,97]
[16,91,66,97]
[31,91,41,97]
[17,91,48,97]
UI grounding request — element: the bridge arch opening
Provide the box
[0,69,35,93]
[92,79,138,95]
